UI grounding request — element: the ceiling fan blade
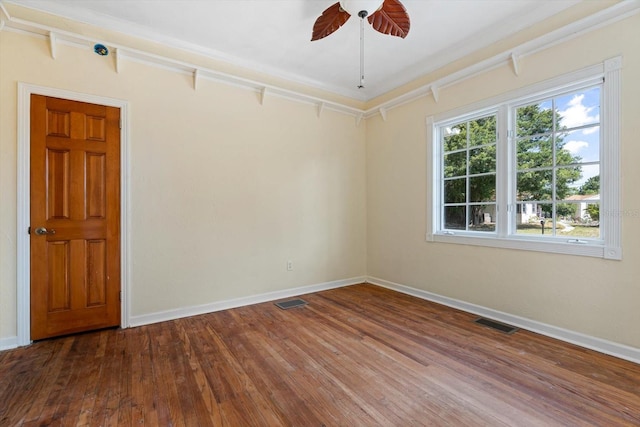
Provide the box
[368,0,410,38]
[311,2,351,41]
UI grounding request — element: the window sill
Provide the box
[427,233,621,260]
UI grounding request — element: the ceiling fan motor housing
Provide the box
[340,0,385,17]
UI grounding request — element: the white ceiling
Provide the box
[8,0,582,101]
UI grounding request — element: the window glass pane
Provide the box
[538,204,553,220]
[440,114,498,233]
[444,206,466,230]
[557,202,600,238]
[516,102,553,137]
[558,128,600,165]
[517,137,553,169]
[469,146,496,174]
[556,202,578,220]
[469,205,495,232]
[516,202,552,235]
[555,133,581,166]
[443,125,466,151]
[470,175,496,202]
[444,151,466,178]
[515,202,538,223]
[556,87,600,130]
[444,178,466,203]
[556,167,582,199]
[516,207,547,235]
[517,170,552,201]
[575,166,600,196]
[584,202,600,224]
[469,116,496,147]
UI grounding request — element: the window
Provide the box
[514,86,600,238]
[442,114,497,232]
[427,58,621,259]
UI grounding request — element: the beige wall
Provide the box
[1,8,639,353]
[366,13,640,348]
[0,31,367,339]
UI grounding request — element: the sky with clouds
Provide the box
[558,86,600,188]
[538,86,601,188]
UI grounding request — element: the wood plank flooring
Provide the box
[1,284,639,426]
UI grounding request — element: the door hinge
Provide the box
[28,226,31,235]
[119,291,122,302]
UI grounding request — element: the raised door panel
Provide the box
[86,152,106,219]
[86,116,106,141]
[47,149,70,219]
[47,241,70,312]
[31,94,121,340]
[86,240,107,307]
[46,110,70,138]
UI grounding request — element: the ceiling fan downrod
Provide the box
[311,1,410,88]
[358,10,367,89]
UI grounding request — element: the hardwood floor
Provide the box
[1,284,639,426]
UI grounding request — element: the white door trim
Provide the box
[17,83,131,345]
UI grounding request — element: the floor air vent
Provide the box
[474,317,519,334]
[275,298,307,310]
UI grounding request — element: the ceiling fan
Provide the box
[311,0,410,89]
[311,0,410,41]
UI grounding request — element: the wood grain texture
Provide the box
[369,0,410,38]
[30,95,121,340]
[2,284,639,426]
[311,2,350,41]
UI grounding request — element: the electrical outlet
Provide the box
[287,260,293,271]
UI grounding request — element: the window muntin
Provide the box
[514,86,601,239]
[441,114,497,233]
[428,58,620,259]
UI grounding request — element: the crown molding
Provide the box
[364,0,640,118]
[2,0,638,123]
[0,4,366,123]
[365,0,581,99]
[2,0,369,101]
[1,1,581,102]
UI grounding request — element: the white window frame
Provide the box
[426,57,622,260]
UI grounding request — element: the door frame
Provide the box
[16,83,130,346]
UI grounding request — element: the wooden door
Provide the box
[30,95,121,340]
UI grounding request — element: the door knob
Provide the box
[34,227,56,235]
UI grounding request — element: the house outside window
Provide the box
[427,57,621,259]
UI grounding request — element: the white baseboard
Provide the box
[7,275,638,365]
[0,336,18,351]
[367,276,640,365]
[129,276,367,328]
